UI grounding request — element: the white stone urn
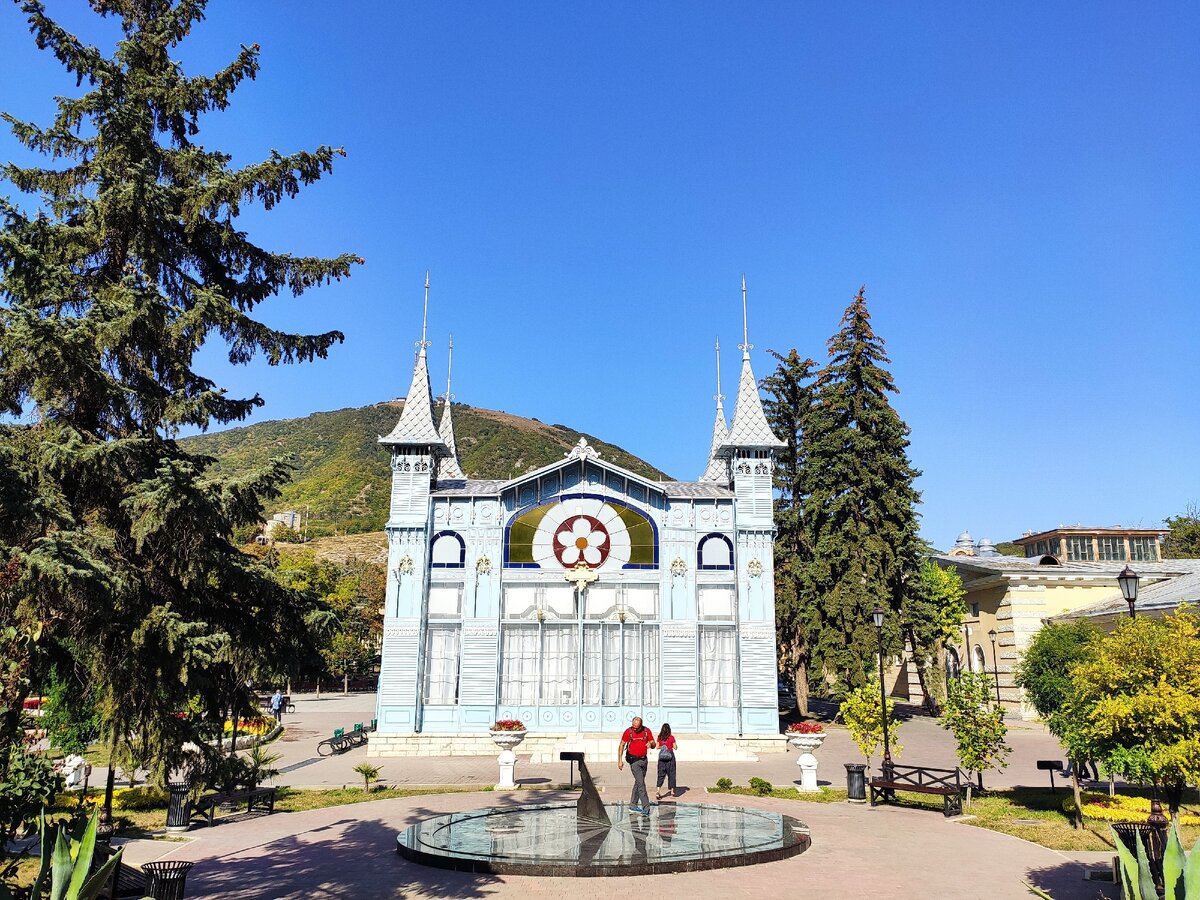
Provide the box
[489,729,527,788]
[787,730,826,792]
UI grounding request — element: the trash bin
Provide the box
[1112,821,1165,894]
[143,859,194,900]
[165,782,192,833]
[845,763,867,802]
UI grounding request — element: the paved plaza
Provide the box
[97,693,1120,898]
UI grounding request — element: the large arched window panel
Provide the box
[430,531,466,568]
[697,533,734,571]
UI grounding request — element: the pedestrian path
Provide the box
[116,789,1116,899]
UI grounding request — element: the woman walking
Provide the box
[655,723,678,801]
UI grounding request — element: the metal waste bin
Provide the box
[845,763,867,802]
[143,859,194,900]
[1112,821,1165,894]
[165,782,192,833]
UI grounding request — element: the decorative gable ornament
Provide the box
[396,555,415,576]
[475,556,492,575]
[747,558,764,578]
[565,437,602,461]
[670,557,688,576]
[564,562,599,592]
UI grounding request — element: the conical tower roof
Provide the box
[380,274,450,455]
[699,337,730,482]
[436,334,466,480]
[718,276,784,452]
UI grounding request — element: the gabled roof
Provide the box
[1050,570,1200,624]
[437,400,466,479]
[379,348,450,454]
[499,437,666,498]
[699,400,730,483]
[719,354,784,451]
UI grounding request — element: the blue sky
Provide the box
[3,2,1198,550]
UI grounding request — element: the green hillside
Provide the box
[183,401,670,537]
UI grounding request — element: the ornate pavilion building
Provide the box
[370,279,785,757]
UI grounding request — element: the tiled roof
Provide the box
[699,401,730,483]
[719,355,784,451]
[932,553,1200,578]
[432,479,506,496]
[380,350,450,452]
[1050,570,1200,622]
[437,400,466,480]
[659,481,735,499]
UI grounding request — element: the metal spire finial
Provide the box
[713,336,725,405]
[738,273,753,358]
[443,333,455,404]
[416,271,432,354]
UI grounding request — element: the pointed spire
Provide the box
[437,333,466,480]
[700,336,731,482]
[721,277,784,452]
[381,274,449,453]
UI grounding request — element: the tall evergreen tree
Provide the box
[801,288,924,697]
[762,349,817,714]
[0,0,360,779]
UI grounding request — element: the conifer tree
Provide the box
[0,0,360,779]
[762,349,817,715]
[801,288,924,697]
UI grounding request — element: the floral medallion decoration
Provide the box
[554,515,610,568]
[396,554,415,576]
[747,558,764,578]
[670,557,687,576]
[476,556,492,575]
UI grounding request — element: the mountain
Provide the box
[183,401,670,537]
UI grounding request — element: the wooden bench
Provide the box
[869,764,966,817]
[316,720,376,756]
[192,785,278,827]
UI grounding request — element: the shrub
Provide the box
[0,746,61,844]
[353,762,382,792]
[749,777,773,796]
[841,686,902,768]
[715,777,733,791]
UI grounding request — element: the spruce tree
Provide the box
[762,349,817,715]
[0,0,359,779]
[801,288,924,697]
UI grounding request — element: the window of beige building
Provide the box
[1130,537,1159,561]
[1098,537,1126,561]
[1067,537,1094,561]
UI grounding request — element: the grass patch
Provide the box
[709,784,853,804]
[273,785,485,812]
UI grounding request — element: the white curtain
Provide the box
[699,626,736,707]
[422,624,461,704]
[500,625,539,704]
[642,626,660,707]
[541,625,578,704]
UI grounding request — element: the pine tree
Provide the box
[0,0,360,779]
[762,349,817,715]
[801,288,924,697]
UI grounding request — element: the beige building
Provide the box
[1014,525,1166,563]
[932,537,1200,719]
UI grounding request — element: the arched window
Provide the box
[945,647,961,690]
[430,531,466,568]
[973,644,987,674]
[697,533,734,571]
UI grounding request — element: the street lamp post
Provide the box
[871,607,892,777]
[1117,566,1139,619]
[987,628,1002,709]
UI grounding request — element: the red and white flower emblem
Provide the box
[553,515,610,568]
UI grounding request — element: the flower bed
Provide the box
[1067,791,1200,826]
[491,719,526,732]
[223,717,273,736]
[786,722,824,734]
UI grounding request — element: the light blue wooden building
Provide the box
[372,281,783,749]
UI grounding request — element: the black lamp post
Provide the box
[987,628,1002,709]
[1117,566,1139,619]
[871,606,892,776]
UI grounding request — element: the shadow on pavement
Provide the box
[1023,860,1117,900]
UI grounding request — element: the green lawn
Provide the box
[709,781,1200,852]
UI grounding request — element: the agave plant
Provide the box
[25,808,125,900]
[1113,824,1200,900]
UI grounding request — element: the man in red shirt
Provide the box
[617,715,656,813]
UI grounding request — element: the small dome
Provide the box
[977,538,999,557]
[954,531,974,548]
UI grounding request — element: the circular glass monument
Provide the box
[396,800,811,877]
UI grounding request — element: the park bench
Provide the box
[869,764,967,817]
[257,693,295,714]
[191,785,278,827]
[316,719,376,756]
